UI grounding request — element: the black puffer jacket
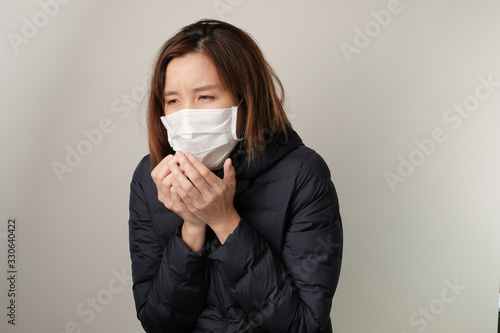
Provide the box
[129,128,343,333]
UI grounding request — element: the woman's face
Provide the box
[163,52,244,136]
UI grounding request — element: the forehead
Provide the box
[165,53,220,88]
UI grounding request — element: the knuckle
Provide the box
[211,187,222,199]
[206,194,216,205]
[196,202,207,211]
[201,169,211,178]
[162,174,171,184]
[216,186,224,195]
[190,174,201,183]
[178,191,188,200]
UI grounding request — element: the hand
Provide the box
[169,151,240,243]
[151,154,205,227]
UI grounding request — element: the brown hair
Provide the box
[147,19,291,168]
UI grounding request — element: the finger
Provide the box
[183,152,219,188]
[152,156,174,205]
[170,180,192,214]
[160,174,173,199]
[151,154,174,185]
[176,151,212,192]
[170,172,193,206]
[169,158,202,204]
[223,158,237,188]
[169,183,183,209]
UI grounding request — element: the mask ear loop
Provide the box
[231,106,243,141]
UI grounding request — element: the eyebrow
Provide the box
[164,84,220,97]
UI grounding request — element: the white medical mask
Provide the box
[160,106,241,170]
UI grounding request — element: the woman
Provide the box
[129,19,342,333]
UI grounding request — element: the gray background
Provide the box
[1,0,499,332]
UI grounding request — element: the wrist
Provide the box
[181,222,206,252]
[211,212,240,244]
[182,222,206,236]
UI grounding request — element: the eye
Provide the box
[166,99,179,105]
[199,96,214,101]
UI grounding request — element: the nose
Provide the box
[184,101,194,110]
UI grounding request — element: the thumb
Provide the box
[223,158,236,188]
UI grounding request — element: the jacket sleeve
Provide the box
[128,160,210,333]
[209,152,343,332]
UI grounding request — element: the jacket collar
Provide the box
[214,127,303,181]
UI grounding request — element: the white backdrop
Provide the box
[1,1,500,332]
